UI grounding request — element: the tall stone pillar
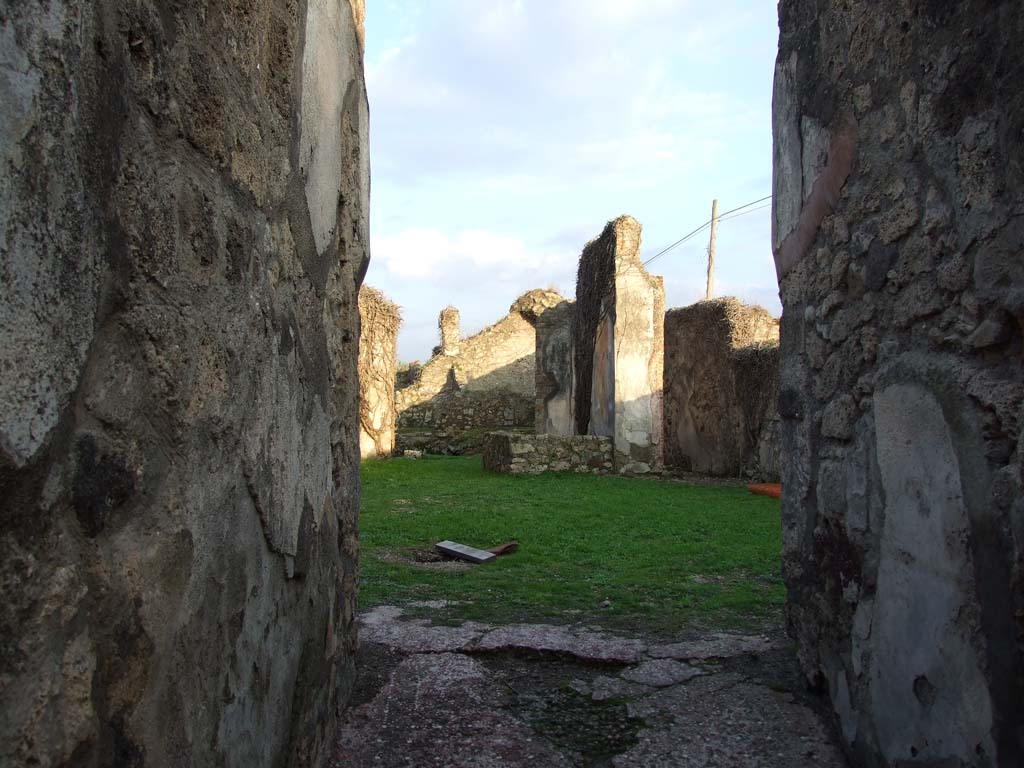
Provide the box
[573,216,664,472]
[774,2,1023,765]
[438,306,461,356]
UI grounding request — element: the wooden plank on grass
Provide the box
[487,540,519,556]
[435,540,496,564]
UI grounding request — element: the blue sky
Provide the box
[364,0,781,362]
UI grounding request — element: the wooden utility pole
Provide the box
[705,198,719,300]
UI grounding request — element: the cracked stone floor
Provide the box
[331,604,849,767]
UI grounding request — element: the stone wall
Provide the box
[396,425,532,458]
[359,286,401,459]
[663,298,780,479]
[573,216,664,471]
[396,289,563,432]
[482,432,613,475]
[0,2,367,766]
[535,299,576,436]
[398,390,533,432]
[774,2,1023,765]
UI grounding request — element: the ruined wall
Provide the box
[437,305,461,356]
[398,391,533,432]
[535,299,576,436]
[774,2,1023,765]
[358,286,400,459]
[573,216,664,471]
[0,2,368,766]
[396,288,563,418]
[482,432,613,476]
[663,298,780,479]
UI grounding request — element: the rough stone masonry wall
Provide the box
[535,299,576,436]
[663,298,780,479]
[396,289,563,432]
[359,286,401,459]
[774,2,1023,766]
[573,216,664,471]
[0,2,368,766]
[399,391,533,432]
[482,432,613,475]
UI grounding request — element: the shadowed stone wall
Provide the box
[396,289,563,435]
[573,216,664,472]
[774,2,1022,765]
[663,298,780,480]
[0,1,368,765]
[482,432,613,475]
[359,286,401,459]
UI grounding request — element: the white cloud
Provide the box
[364,0,781,359]
[372,228,558,279]
[365,1,748,188]
[368,226,580,359]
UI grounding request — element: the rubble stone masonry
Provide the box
[0,1,368,765]
[482,432,613,476]
[774,2,1023,765]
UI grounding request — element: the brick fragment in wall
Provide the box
[774,2,1023,765]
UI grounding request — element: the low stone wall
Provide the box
[397,426,532,457]
[398,390,533,431]
[483,432,613,475]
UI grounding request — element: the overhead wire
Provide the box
[718,202,771,222]
[716,194,772,218]
[641,194,772,268]
[638,221,712,268]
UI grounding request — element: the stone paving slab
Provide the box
[338,607,850,767]
[334,653,572,768]
[620,658,704,687]
[358,605,491,653]
[617,674,847,767]
[646,632,783,660]
[570,675,652,702]
[474,623,647,663]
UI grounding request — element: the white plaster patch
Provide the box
[0,5,97,466]
[869,383,994,762]
[545,393,573,437]
[771,50,802,252]
[613,267,662,459]
[300,0,355,256]
[800,116,829,205]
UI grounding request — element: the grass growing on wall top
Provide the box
[359,455,784,633]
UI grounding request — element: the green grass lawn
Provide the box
[359,455,785,634]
